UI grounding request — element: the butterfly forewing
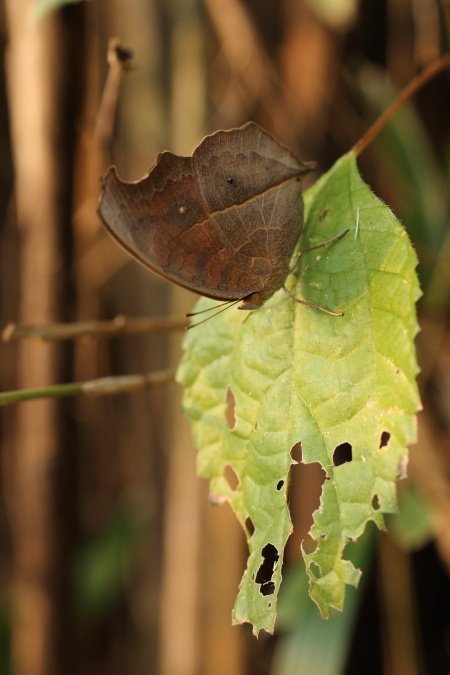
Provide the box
[98,122,310,304]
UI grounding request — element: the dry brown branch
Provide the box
[2,315,186,342]
[82,369,176,395]
[352,52,450,156]
[94,37,134,157]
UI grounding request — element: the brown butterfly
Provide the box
[98,122,346,322]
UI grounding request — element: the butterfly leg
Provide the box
[289,227,349,273]
[282,286,344,316]
[285,227,349,316]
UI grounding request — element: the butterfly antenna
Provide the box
[186,299,241,329]
[185,299,237,318]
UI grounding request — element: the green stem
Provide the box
[0,382,83,406]
[0,369,176,406]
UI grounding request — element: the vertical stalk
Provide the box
[159,2,205,674]
[4,4,67,674]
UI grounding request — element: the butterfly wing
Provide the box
[98,123,310,302]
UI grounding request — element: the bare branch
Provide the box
[2,315,187,342]
[0,368,176,407]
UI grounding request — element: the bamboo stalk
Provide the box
[4,3,67,674]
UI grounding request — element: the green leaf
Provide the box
[176,152,421,634]
[272,523,376,675]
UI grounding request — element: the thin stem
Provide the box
[2,315,186,342]
[351,52,450,156]
[0,369,175,407]
[94,37,133,156]
[0,383,83,406]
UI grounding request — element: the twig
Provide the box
[94,37,134,157]
[2,315,187,342]
[351,52,450,156]
[0,368,176,407]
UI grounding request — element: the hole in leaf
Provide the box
[260,582,275,596]
[289,460,327,556]
[333,442,352,466]
[291,441,302,462]
[245,517,255,537]
[379,431,390,448]
[256,543,279,596]
[309,562,321,579]
[224,464,239,491]
[320,533,327,540]
[276,480,284,491]
[372,494,380,510]
[302,537,317,555]
[225,387,236,429]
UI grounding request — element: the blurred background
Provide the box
[0,0,449,673]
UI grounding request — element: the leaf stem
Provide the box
[351,52,450,156]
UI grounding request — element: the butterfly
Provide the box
[98,122,345,323]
